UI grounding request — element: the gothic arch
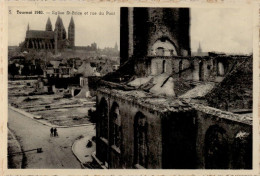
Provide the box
[99,97,109,139]
[134,112,148,168]
[109,102,122,149]
[204,125,229,169]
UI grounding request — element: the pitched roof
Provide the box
[26,30,55,39]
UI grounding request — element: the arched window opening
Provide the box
[204,125,229,169]
[162,60,166,73]
[218,62,225,76]
[99,97,108,139]
[152,38,177,56]
[134,112,148,168]
[110,103,121,149]
[156,47,165,56]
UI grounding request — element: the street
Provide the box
[8,108,95,168]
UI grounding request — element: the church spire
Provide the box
[68,16,75,48]
[54,15,66,41]
[69,16,75,27]
[46,17,52,31]
[55,15,64,28]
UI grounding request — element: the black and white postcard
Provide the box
[0,1,259,176]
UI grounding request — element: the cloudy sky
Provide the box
[8,7,253,54]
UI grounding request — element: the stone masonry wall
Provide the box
[96,90,163,169]
[95,88,252,169]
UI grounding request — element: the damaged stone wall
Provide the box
[161,110,197,169]
[95,87,252,169]
[193,103,252,169]
[151,58,172,75]
[96,90,163,169]
[133,56,249,84]
[120,8,190,65]
[134,59,151,77]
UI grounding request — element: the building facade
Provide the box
[21,16,75,52]
[95,7,253,169]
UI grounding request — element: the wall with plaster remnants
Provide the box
[95,89,252,169]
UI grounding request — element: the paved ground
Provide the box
[8,130,23,168]
[8,108,95,169]
[72,134,95,164]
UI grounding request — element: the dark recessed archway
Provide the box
[133,112,148,168]
[232,131,252,169]
[99,97,109,139]
[204,125,229,169]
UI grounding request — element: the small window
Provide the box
[218,62,225,76]
[156,47,165,56]
[162,60,166,73]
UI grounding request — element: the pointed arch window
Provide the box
[99,98,108,139]
[134,112,148,168]
[205,125,228,169]
[110,103,122,150]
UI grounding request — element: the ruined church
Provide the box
[94,7,252,169]
[21,16,75,52]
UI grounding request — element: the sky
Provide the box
[190,8,253,54]
[8,7,253,54]
[8,6,120,49]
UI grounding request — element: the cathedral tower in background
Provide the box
[46,17,53,31]
[68,16,75,49]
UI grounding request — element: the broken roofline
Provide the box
[97,87,252,126]
[134,55,252,60]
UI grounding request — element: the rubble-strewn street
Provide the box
[9,80,95,126]
[8,80,97,168]
[8,108,95,168]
